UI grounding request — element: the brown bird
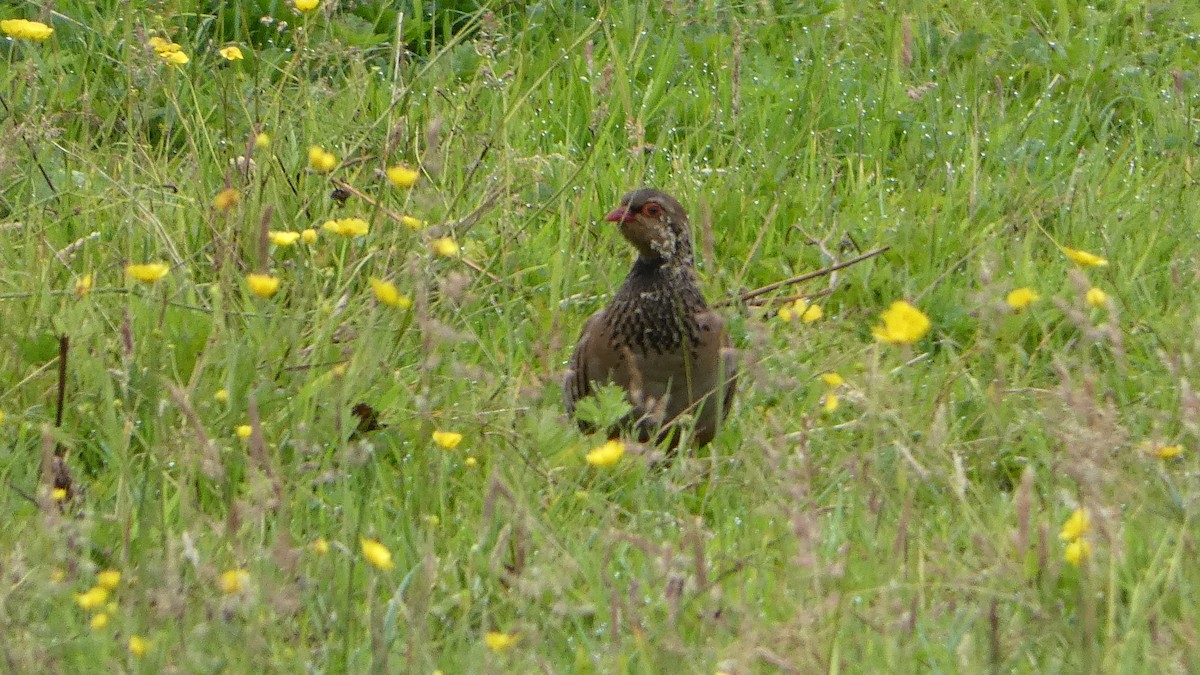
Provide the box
[564,188,736,447]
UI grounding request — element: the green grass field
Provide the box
[3,0,1199,671]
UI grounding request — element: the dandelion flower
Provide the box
[75,586,109,610]
[214,188,240,211]
[360,538,395,570]
[1,19,54,41]
[219,45,244,61]
[126,263,169,284]
[485,631,519,652]
[218,568,250,594]
[235,424,252,439]
[1005,287,1039,310]
[1059,508,1090,542]
[311,538,330,555]
[822,393,839,412]
[321,217,369,238]
[1062,247,1108,268]
[431,237,459,257]
[214,389,229,403]
[128,635,150,657]
[245,273,281,299]
[1086,287,1109,309]
[254,132,271,149]
[90,613,110,630]
[1155,444,1183,460]
[872,300,931,345]
[1063,539,1091,566]
[386,165,420,188]
[269,230,301,247]
[820,372,844,388]
[401,215,426,230]
[96,570,121,590]
[75,274,93,296]
[369,278,413,309]
[585,439,625,468]
[294,0,320,11]
[432,430,463,449]
[308,146,337,172]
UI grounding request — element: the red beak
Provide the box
[605,206,635,223]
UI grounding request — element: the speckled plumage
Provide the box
[564,189,736,447]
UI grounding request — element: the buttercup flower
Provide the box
[254,132,271,149]
[872,300,931,345]
[308,146,337,172]
[1062,247,1108,268]
[1,19,54,41]
[294,0,320,11]
[822,393,839,412]
[1086,287,1109,309]
[432,430,463,449]
[214,389,229,403]
[126,263,169,284]
[90,613,110,630]
[1155,444,1183,460]
[218,568,250,594]
[52,488,68,501]
[245,273,281,299]
[585,439,625,468]
[311,538,330,555]
[465,456,478,468]
[1005,287,1039,310]
[75,586,109,610]
[401,216,426,230]
[1059,508,1090,542]
[235,425,252,439]
[370,278,413,309]
[386,165,420,188]
[322,218,369,237]
[214,188,240,210]
[820,372,844,388]
[360,538,395,570]
[96,570,121,590]
[219,45,244,61]
[269,230,301,247]
[301,228,319,244]
[1063,539,1091,566]
[778,299,822,323]
[128,635,150,657]
[485,631,519,652]
[431,237,460,257]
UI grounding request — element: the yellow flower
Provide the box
[50,568,66,583]
[294,0,320,11]
[1005,287,1039,310]
[1063,539,1092,567]
[254,132,271,149]
[799,303,823,323]
[301,228,319,244]
[465,456,478,468]
[485,631,519,652]
[269,230,301,247]
[1086,287,1109,309]
[401,215,426,230]
[820,372,844,388]
[585,439,625,468]
[822,393,839,412]
[1059,508,1090,542]
[872,300,931,345]
[75,586,109,610]
[386,165,420,188]
[311,538,330,555]
[148,37,178,54]
[161,49,189,66]
[245,273,281,299]
[214,188,240,211]
[1,19,54,40]
[218,568,250,594]
[219,45,244,61]
[360,538,395,570]
[128,635,150,657]
[369,278,413,309]
[321,218,370,238]
[235,424,252,439]
[778,299,822,323]
[432,430,463,449]
[96,570,121,590]
[1155,444,1184,460]
[90,613,110,630]
[214,389,229,403]
[75,273,93,296]
[1062,247,1108,268]
[308,146,337,172]
[126,263,169,284]
[52,488,67,501]
[431,237,460,257]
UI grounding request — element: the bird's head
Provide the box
[605,188,692,264]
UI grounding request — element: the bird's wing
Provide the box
[563,310,606,417]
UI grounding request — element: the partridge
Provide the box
[564,188,737,447]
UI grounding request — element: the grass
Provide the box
[2,0,1199,671]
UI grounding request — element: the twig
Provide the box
[721,245,890,307]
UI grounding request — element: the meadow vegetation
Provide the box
[2,0,1199,671]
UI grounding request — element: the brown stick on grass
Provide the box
[721,245,890,308]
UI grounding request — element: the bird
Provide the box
[564,188,737,447]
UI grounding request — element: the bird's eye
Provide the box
[643,203,663,217]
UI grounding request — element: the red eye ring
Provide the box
[643,202,663,217]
